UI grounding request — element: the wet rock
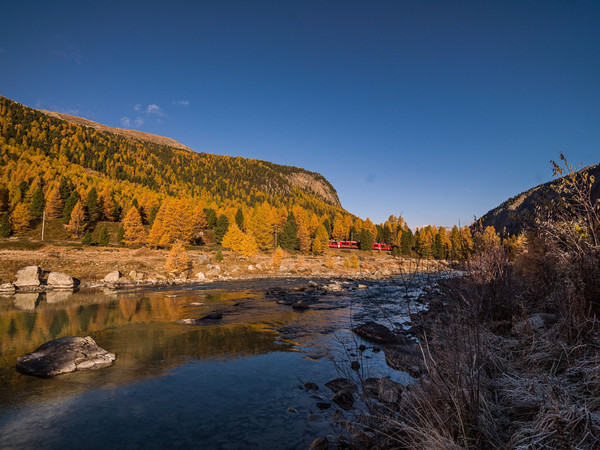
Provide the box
[309,436,329,450]
[0,283,16,294]
[287,407,297,413]
[47,272,75,289]
[377,378,403,403]
[350,361,360,371]
[372,346,380,353]
[195,272,206,280]
[353,321,399,344]
[325,377,357,394]
[308,281,319,288]
[332,388,355,410]
[362,378,380,395]
[383,343,425,377]
[316,402,331,410]
[358,344,366,352]
[358,284,368,290]
[513,313,558,334]
[324,282,344,292]
[292,300,310,310]
[16,336,116,378]
[104,271,121,283]
[304,382,319,391]
[178,311,223,324]
[14,266,42,288]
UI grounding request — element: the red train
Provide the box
[328,240,393,251]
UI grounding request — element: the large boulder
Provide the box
[14,266,42,288]
[353,321,400,344]
[16,336,116,378]
[104,271,121,283]
[383,343,425,377]
[47,272,75,289]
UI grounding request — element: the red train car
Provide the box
[328,240,360,249]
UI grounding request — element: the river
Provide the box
[0,276,433,449]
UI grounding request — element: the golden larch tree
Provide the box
[123,205,146,246]
[45,184,64,219]
[10,202,31,233]
[66,200,86,237]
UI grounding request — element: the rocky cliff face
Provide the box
[476,163,600,236]
[284,172,341,207]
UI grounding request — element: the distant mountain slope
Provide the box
[39,110,193,151]
[0,95,342,215]
[475,163,600,236]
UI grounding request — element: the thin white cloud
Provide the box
[173,100,189,106]
[146,104,164,116]
[134,117,144,126]
[120,117,131,127]
[134,104,142,112]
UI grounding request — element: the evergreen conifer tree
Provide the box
[214,214,229,244]
[359,228,373,251]
[235,208,244,229]
[0,213,11,237]
[85,187,101,223]
[29,187,45,221]
[279,212,298,250]
[81,230,93,246]
[204,208,217,228]
[117,224,125,244]
[433,232,444,259]
[98,225,110,246]
[62,192,79,224]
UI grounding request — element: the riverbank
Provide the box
[0,243,452,290]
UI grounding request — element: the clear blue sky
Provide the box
[1,1,599,227]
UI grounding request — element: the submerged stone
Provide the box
[16,336,116,378]
[353,321,399,344]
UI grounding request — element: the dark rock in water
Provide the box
[304,382,319,391]
[201,311,223,320]
[377,378,403,403]
[178,311,223,325]
[358,344,366,352]
[287,407,297,413]
[372,346,380,353]
[307,413,324,422]
[383,344,425,377]
[353,321,399,344]
[332,388,355,410]
[16,336,115,378]
[309,436,329,450]
[350,361,360,371]
[316,402,331,410]
[362,377,380,395]
[292,300,309,310]
[325,377,357,393]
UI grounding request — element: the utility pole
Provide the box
[41,210,46,241]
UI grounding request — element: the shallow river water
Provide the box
[0,276,433,449]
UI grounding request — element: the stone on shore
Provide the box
[325,377,357,393]
[16,336,116,378]
[377,378,403,403]
[195,271,206,280]
[104,271,121,283]
[47,272,75,289]
[0,283,16,294]
[14,266,42,288]
[383,343,425,377]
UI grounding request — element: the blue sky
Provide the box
[1,1,599,227]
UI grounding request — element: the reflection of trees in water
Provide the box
[0,293,188,359]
